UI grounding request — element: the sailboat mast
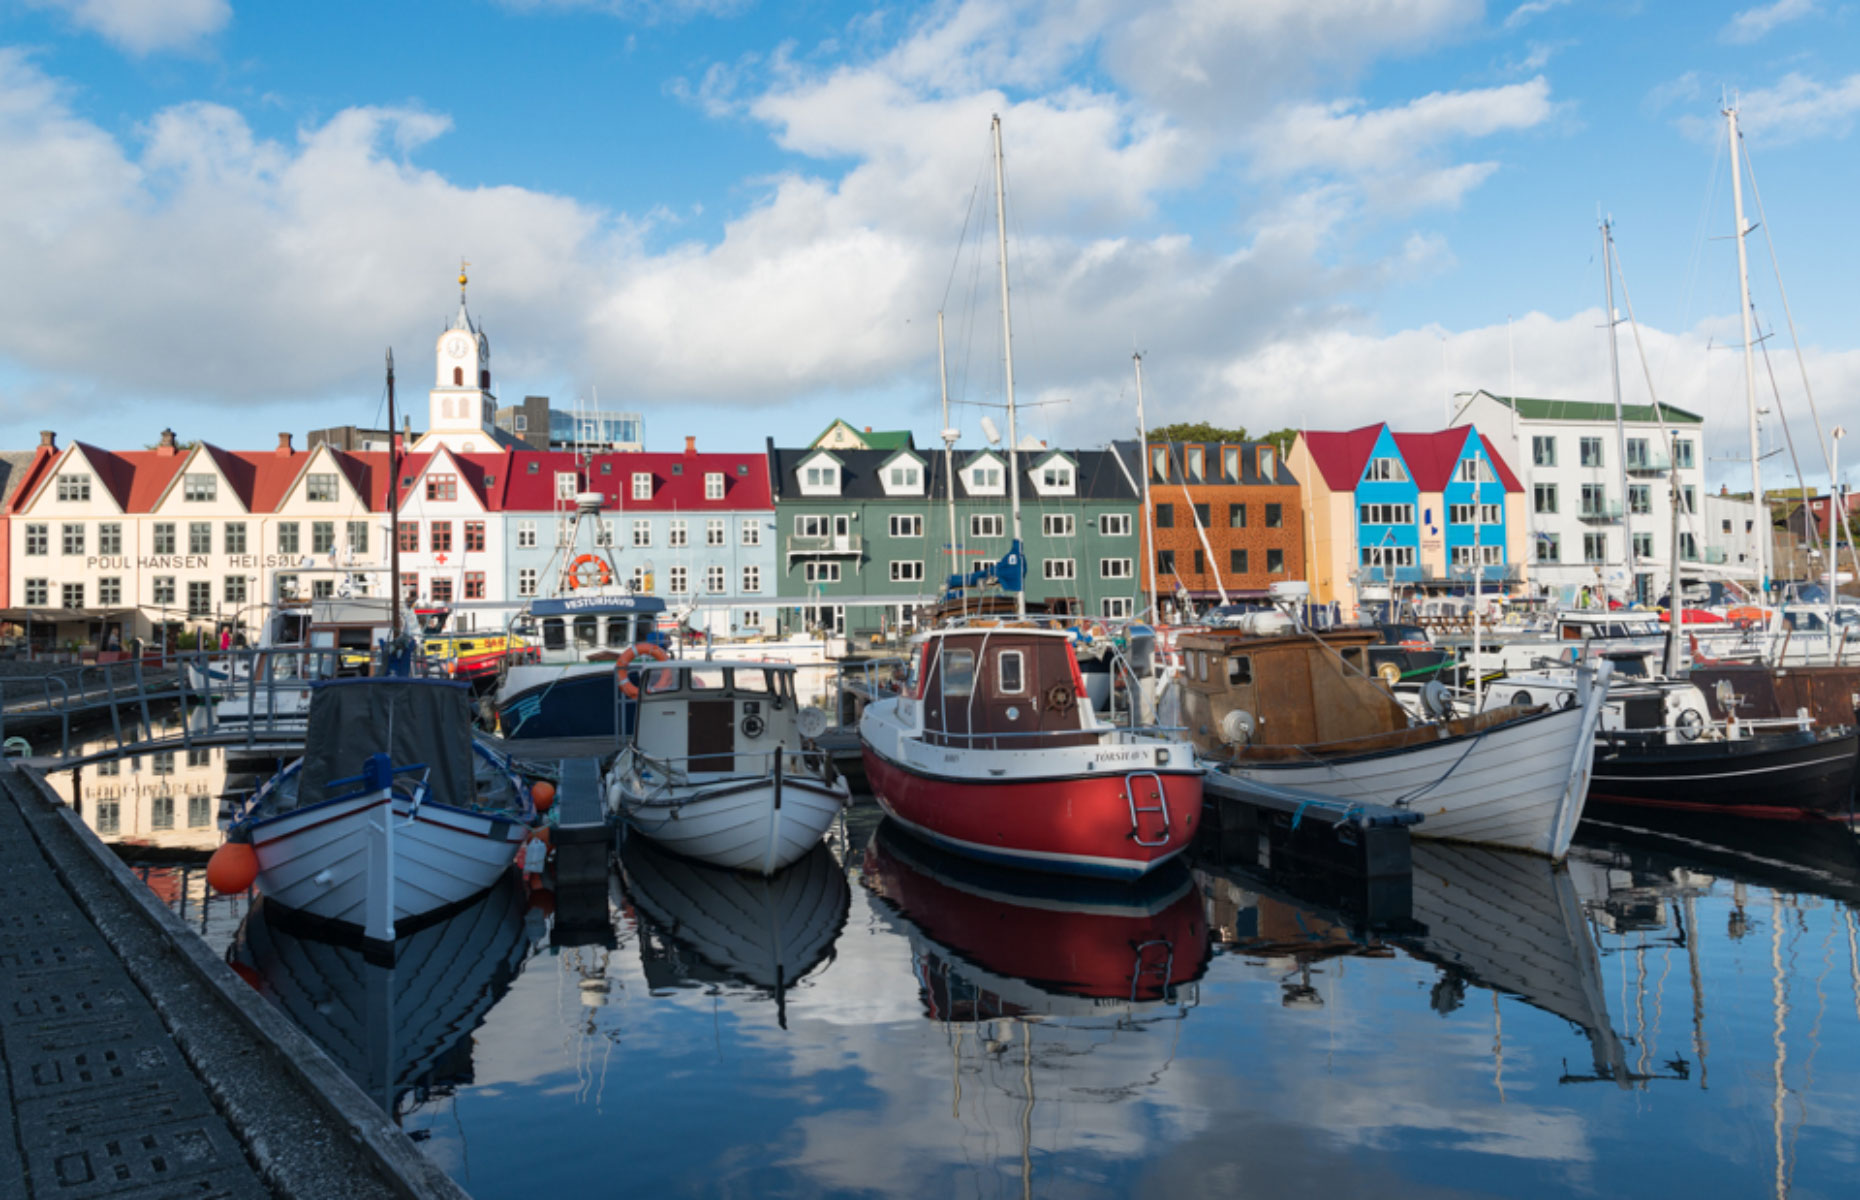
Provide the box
[1602,219,1636,604]
[938,310,961,594]
[1728,104,1768,599]
[1133,353,1161,622]
[991,114,1026,620]
[386,348,401,641]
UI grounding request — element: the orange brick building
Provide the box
[1114,439,1306,618]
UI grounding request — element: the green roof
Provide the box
[1480,392,1703,425]
[808,419,916,451]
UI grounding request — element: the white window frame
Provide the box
[1101,596,1134,619]
[632,519,652,547]
[889,514,923,538]
[669,565,690,594]
[803,562,841,584]
[705,565,726,594]
[1043,558,1076,580]
[668,519,688,548]
[971,514,1005,538]
[741,519,761,546]
[518,568,539,597]
[742,565,762,593]
[706,519,725,547]
[890,560,924,582]
[1100,558,1133,579]
[632,472,652,500]
[1100,513,1131,537]
[1042,513,1074,537]
[517,520,537,549]
[704,472,725,500]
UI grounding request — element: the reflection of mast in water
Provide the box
[562,944,616,1110]
[1769,890,1788,1200]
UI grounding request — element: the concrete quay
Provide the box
[0,762,470,1200]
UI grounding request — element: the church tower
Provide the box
[415,263,500,454]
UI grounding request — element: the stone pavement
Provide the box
[0,764,470,1200]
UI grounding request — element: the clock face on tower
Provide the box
[447,336,471,359]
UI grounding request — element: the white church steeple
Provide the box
[416,261,501,454]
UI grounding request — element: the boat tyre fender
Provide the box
[1045,684,1075,713]
[1676,708,1704,740]
[614,642,672,698]
[742,713,766,739]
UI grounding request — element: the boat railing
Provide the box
[918,724,1186,755]
[620,746,810,799]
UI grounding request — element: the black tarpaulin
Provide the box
[298,678,476,806]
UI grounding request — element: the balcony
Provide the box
[1358,565,1424,584]
[1578,500,1623,521]
[1703,546,1728,564]
[1625,451,1672,474]
[786,532,864,559]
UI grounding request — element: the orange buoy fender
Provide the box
[530,779,556,814]
[614,642,672,699]
[207,841,259,895]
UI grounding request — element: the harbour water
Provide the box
[52,743,1860,1198]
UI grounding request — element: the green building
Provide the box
[767,440,1144,638]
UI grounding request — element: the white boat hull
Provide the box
[1213,699,1606,860]
[609,772,847,876]
[248,791,527,938]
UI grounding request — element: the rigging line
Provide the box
[1660,132,1727,399]
[1755,318,1823,559]
[1609,233,1706,549]
[942,181,983,311]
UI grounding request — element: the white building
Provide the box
[1452,391,1713,605]
[412,269,520,456]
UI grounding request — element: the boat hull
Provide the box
[1587,729,1859,819]
[1214,704,1600,859]
[497,665,637,740]
[861,744,1202,880]
[611,774,847,876]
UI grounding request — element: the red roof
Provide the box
[1391,429,1468,492]
[1479,434,1523,492]
[1299,425,1386,491]
[498,450,772,512]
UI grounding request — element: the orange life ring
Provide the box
[614,642,671,698]
[567,554,613,590]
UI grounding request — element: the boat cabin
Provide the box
[515,595,669,665]
[904,628,1098,750]
[1554,612,1663,641]
[632,660,810,775]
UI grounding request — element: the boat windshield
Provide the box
[731,669,770,694]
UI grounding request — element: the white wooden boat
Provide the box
[1177,627,1613,859]
[223,678,536,944]
[605,659,848,875]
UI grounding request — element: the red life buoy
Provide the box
[567,554,613,590]
[614,642,672,698]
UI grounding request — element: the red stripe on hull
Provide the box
[1588,793,1852,821]
[862,746,1202,876]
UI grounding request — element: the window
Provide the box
[742,565,762,593]
[1040,464,1072,491]
[1580,484,1608,516]
[278,522,300,554]
[426,474,458,502]
[23,524,45,556]
[1229,504,1247,529]
[1102,597,1134,619]
[1185,448,1205,481]
[929,646,976,699]
[1364,457,1408,482]
[802,562,839,585]
[1222,447,1241,481]
[189,522,211,554]
[1193,549,1205,574]
[1628,485,1652,515]
[632,472,652,500]
[997,650,1026,694]
[1267,549,1285,573]
[1532,436,1556,467]
[1100,558,1133,578]
[151,794,174,830]
[1681,532,1699,561]
[1100,513,1131,537]
[1448,504,1502,525]
[56,474,90,501]
[98,523,121,555]
[62,523,84,555]
[311,579,334,599]
[396,523,417,553]
[739,610,763,630]
[1360,546,1416,568]
[964,463,1003,492]
[705,472,725,499]
[1192,503,1211,528]
[1580,437,1604,468]
[518,568,538,597]
[741,519,761,546]
[1158,550,1178,575]
[1681,485,1697,514]
[1674,439,1696,469]
[183,474,216,502]
[705,565,726,593]
[464,571,485,600]
[795,515,832,539]
[152,576,175,605]
[338,521,363,555]
[278,574,301,599]
[99,577,121,606]
[1625,438,1651,469]
[428,522,451,553]
[1260,447,1277,477]
[1265,503,1283,528]
[1456,458,1490,483]
[61,582,83,609]
[890,560,924,582]
[632,565,652,593]
[1722,518,1733,534]
[1584,532,1607,563]
[1150,446,1169,482]
[1538,533,1561,563]
[188,794,211,829]
[664,519,687,549]
[152,523,175,554]
[306,473,338,502]
[1534,483,1558,515]
[1358,503,1415,525]
[1037,513,1073,537]
[632,519,652,547]
[670,565,692,593]
[555,472,577,501]
[23,579,46,605]
[890,514,923,538]
[224,576,246,604]
[94,800,119,835]
[1043,558,1075,580]
[517,520,537,549]
[1230,549,1248,574]
[1633,532,1654,559]
[187,581,211,617]
[430,578,454,603]
[706,519,725,547]
[1155,503,1174,529]
[971,514,1005,538]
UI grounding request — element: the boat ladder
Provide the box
[1130,938,1175,1003]
[1124,771,1171,846]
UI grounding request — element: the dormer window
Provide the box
[556,472,578,500]
[798,453,842,495]
[1365,457,1408,483]
[56,474,90,502]
[705,472,725,499]
[1457,458,1491,483]
[1259,446,1276,477]
[889,466,918,488]
[632,472,653,500]
[1187,447,1205,481]
[183,474,216,502]
[962,456,1005,495]
[1222,447,1239,481]
[1151,447,1168,481]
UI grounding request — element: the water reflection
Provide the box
[228,878,540,1122]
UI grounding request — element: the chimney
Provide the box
[684,435,697,455]
[38,430,55,449]
[276,432,294,456]
[157,428,178,456]
[864,426,873,433]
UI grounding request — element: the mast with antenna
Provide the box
[1602,219,1637,605]
[386,348,402,642]
[937,311,962,600]
[991,114,1026,620]
[1133,354,1161,624]
[1728,103,1769,600]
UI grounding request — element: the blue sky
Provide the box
[1,1,1857,488]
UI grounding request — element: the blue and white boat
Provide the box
[494,592,670,740]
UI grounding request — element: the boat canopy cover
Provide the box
[299,678,476,805]
[527,594,668,617]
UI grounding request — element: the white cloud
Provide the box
[23,0,229,56]
[494,0,753,21]
[1503,0,1571,29]
[1251,78,1556,180]
[1721,0,1817,45]
[1734,71,1860,144]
